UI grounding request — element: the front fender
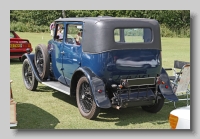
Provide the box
[22,53,42,83]
[159,68,178,102]
[75,67,111,108]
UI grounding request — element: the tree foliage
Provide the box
[10,10,190,37]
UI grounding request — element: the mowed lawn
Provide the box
[10,32,190,129]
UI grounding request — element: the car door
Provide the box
[61,22,82,86]
[49,22,65,80]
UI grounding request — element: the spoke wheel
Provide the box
[76,76,100,119]
[22,59,38,91]
[79,82,93,113]
[34,44,50,80]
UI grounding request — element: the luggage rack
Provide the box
[111,77,158,108]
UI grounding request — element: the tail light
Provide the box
[98,89,102,93]
[156,76,168,88]
[156,77,162,85]
[22,43,32,48]
[169,114,178,129]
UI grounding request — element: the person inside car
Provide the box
[75,31,82,45]
[57,29,64,40]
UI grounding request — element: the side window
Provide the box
[54,23,64,42]
[114,29,120,42]
[66,24,82,45]
[114,28,152,43]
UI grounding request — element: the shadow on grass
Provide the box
[95,105,173,127]
[10,59,22,65]
[96,101,187,128]
[36,86,77,106]
[34,85,57,93]
[30,84,182,128]
[11,102,60,129]
[51,90,176,128]
[52,91,77,107]
[35,86,77,107]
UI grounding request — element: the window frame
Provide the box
[114,27,153,43]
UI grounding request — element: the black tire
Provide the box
[141,95,165,113]
[22,59,38,91]
[34,44,50,80]
[76,76,100,120]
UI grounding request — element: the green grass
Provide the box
[10,32,190,129]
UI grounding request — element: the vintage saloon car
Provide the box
[21,17,178,120]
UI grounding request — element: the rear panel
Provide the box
[81,49,162,87]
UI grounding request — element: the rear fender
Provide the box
[22,53,42,83]
[159,68,178,102]
[74,67,111,108]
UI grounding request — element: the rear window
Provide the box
[114,28,152,43]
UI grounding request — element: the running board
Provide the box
[42,81,70,95]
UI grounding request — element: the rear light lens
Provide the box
[156,77,168,89]
[169,114,178,129]
[118,85,123,89]
[98,89,102,93]
[22,43,32,48]
[27,43,32,48]
[156,77,162,85]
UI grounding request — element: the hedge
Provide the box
[10,10,190,37]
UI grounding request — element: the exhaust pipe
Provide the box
[112,105,121,110]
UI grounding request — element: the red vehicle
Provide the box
[10,31,32,61]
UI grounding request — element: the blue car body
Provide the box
[22,17,178,119]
